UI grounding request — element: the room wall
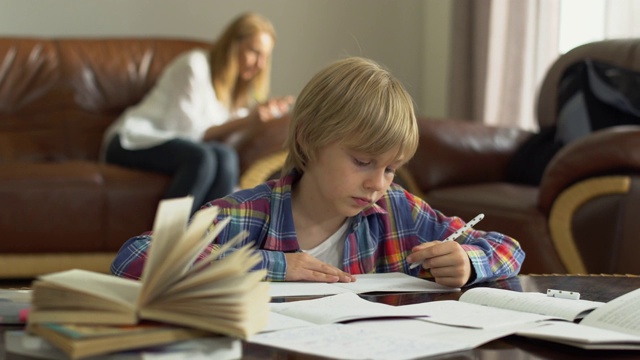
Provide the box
[0,0,452,117]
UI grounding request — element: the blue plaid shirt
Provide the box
[111,172,525,284]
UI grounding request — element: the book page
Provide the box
[37,269,140,310]
[581,287,640,336]
[141,196,193,287]
[139,196,198,303]
[161,245,260,298]
[460,287,603,321]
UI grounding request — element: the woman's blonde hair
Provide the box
[209,12,275,110]
[282,57,418,175]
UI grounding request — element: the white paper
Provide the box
[261,311,316,332]
[268,272,459,297]
[400,300,554,329]
[249,323,469,360]
[269,292,429,325]
[351,318,540,348]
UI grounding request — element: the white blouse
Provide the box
[102,49,242,152]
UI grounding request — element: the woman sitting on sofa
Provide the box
[102,12,294,215]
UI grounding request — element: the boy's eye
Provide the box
[354,158,370,167]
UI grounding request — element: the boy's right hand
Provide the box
[284,252,356,283]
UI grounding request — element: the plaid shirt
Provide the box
[111,172,524,284]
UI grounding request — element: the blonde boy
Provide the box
[112,57,524,287]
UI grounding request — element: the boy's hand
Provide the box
[407,241,471,288]
[284,252,356,283]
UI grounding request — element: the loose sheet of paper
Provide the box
[399,300,553,329]
[351,318,540,349]
[268,272,459,297]
[249,323,469,360]
[268,292,429,325]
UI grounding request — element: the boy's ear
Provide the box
[295,132,308,159]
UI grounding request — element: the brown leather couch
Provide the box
[0,37,288,279]
[406,39,640,275]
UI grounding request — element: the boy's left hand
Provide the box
[407,241,471,288]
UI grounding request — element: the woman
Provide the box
[102,12,293,214]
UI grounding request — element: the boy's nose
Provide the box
[364,170,387,191]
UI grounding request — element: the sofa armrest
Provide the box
[406,118,531,191]
[538,125,640,214]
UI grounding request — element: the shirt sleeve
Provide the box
[110,234,152,280]
[408,192,525,284]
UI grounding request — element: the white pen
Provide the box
[409,213,485,270]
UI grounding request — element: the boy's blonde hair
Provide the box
[209,12,275,110]
[282,57,419,175]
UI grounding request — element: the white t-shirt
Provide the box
[304,221,349,268]
[102,49,245,153]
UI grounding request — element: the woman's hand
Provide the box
[254,96,295,123]
[284,252,356,283]
[406,241,472,287]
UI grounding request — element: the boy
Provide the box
[111,57,524,288]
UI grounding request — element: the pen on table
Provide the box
[408,213,485,270]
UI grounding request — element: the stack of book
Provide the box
[18,196,270,359]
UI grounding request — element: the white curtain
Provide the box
[482,0,559,131]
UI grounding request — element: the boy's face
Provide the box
[303,142,404,218]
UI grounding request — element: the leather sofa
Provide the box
[0,37,288,279]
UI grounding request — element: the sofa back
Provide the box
[0,37,208,164]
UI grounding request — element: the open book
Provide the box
[516,287,640,349]
[27,196,270,354]
[391,287,604,330]
[459,287,604,321]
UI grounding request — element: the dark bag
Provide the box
[506,59,640,186]
[555,59,640,144]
